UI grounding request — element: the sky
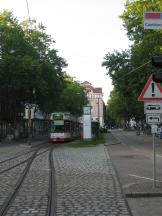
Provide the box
[0,0,130,103]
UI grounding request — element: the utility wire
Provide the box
[25,0,32,29]
[115,60,151,81]
[26,0,31,21]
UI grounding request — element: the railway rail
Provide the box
[47,149,57,216]
[0,142,49,174]
[0,143,57,216]
[0,141,47,163]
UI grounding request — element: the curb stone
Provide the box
[104,146,133,216]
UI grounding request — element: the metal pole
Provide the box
[28,108,31,145]
[153,132,156,188]
[98,97,100,125]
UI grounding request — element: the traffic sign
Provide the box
[144,12,162,29]
[146,114,161,124]
[138,75,162,101]
[144,102,162,114]
[151,125,158,134]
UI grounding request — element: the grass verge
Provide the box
[65,133,106,148]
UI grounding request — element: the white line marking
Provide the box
[129,174,162,182]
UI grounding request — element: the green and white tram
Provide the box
[49,112,81,142]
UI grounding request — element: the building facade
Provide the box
[82,81,105,127]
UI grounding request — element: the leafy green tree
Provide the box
[103,0,162,124]
[0,10,67,120]
[121,0,162,42]
[102,50,139,123]
[120,0,162,90]
[56,75,88,116]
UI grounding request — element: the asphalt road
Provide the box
[107,129,162,216]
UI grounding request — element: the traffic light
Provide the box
[152,73,162,83]
[152,55,162,67]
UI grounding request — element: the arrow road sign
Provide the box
[144,102,162,114]
[149,117,159,120]
[146,114,161,124]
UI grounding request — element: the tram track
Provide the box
[0,144,57,215]
[48,148,57,216]
[0,142,50,174]
[0,141,48,163]
[0,150,37,216]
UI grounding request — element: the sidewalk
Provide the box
[105,132,162,196]
[106,131,162,216]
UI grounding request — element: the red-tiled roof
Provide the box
[93,88,102,93]
[82,81,103,93]
[82,81,91,85]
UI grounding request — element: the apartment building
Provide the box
[82,81,105,127]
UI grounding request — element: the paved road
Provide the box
[3,131,162,216]
[107,130,162,216]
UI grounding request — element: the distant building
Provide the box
[82,81,105,127]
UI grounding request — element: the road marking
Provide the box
[129,174,162,182]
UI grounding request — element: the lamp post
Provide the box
[97,97,100,126]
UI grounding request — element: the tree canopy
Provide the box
[102,0,162,126]
[0,10,87,120]
[56,75,88,116]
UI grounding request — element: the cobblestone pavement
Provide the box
[0,144,29,161]
[53,144,132,216]
[0,163,26,208]
[0,151,33,173]
[0,136,48,158]
[6,150,50,216]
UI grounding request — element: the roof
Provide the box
[82,81,92,86]
[82,81,103,94]
[93,88,102,93]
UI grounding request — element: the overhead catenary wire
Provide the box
[25,0,32,29]
[25,0,31,21]
[115,60,151,81]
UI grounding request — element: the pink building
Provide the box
[82,81,105,127]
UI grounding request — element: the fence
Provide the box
[0,119,50,140]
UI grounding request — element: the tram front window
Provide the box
[54,125,64,132]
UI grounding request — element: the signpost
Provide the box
[144,12,162,30]
[144,102,162,114]
[138,74,162,187]
[138,75,162,101]
[146,114,161,124]
[143,11,162,187]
